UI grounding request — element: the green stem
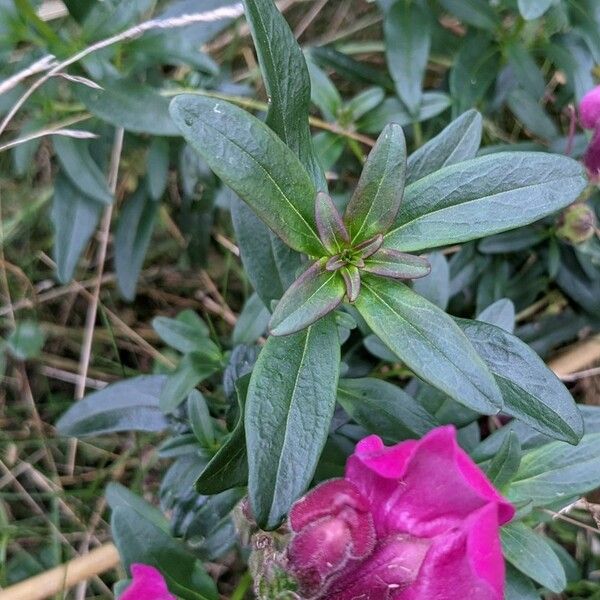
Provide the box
[231,571,253,600]
[413,121,423,148]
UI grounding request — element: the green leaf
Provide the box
[56,375,169,437]
[160,353,221,413]
[315,191,349,254]
[363,248,430,279]
[152,310,210,353]
[196,375,250,495]
[406,109,482,185]
[146,138,170,201]
[269,260,345,336]
[477,227,547,254]
[505,565,539,600]
[115,187,158,301]
[508,433,600,506]
[412,252,449,310]
[337,378,439,442]
[231,198,285,306]
[51,175,103,283]
[385,153,587,252]
[477,298,515,333]
[518,0,553,20]
[243,0,326,189]
[358,92,451,133]
[105,483,170,533]
[346,87,385,121]
[345,123,406,243]
[112,506,219,600]
[502,522,566,593]
[486,431,521,489]
[6,321,45,360]
[438,0,499,30]
[170,95,323,255]
[384,2,431,117]
[188,390,215,448]
[76,80,179,136]
[506,42,546,100]
[449,33,500,114]
[507,89,558,141]
[354,276,502,414]
[246,316,340,529]
[232,293,270,345]
[53,137,113,205]
[456,318,583,444]
[313,131,346,171]
[307,59,343,122]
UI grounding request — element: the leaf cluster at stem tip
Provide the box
[270,122,431,337]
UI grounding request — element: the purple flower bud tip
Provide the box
[120,564,176,600]
[287,426,515,600]
[580,85,600,130]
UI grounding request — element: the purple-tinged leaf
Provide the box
[341,266,361,302]
[354,234,384,259]
[326,256,346,272]
[315,192,350,254]
[344,123,407,244]
[363,249,431,279]
[270,260,346,336]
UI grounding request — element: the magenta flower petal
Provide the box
[346,427,515,537]
[580,85,600,129]
[401,504,505,600]
[324,534,431,599]
[121,564,176,600]
[584,128,600,182]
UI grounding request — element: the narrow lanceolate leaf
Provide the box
[315,192,349,254]
[246,316,340,529]
[508,433,600,507]
[337,378,439,442]
[341,265,361,302]
[354,276,502,414]
[363,248,430,280]
[76,80,179,136]
[345,123,407,244]
[486,431,521,490]
[502,523,566,594]
[51,175,103,284]
[53,137,113,205]
[456,318,584,444]
[170,95,324,256]
[505,565,539,600]
[269,260,346,336]
[406,109,482,185]
[115,187,159,301]
[386,153,587,252]
[56,376,168,437]
[196,375,250,495]
[384,2,431,117]
[243,0,326,189]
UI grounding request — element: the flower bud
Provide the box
[556,203,597,244]
[287,479,375,596]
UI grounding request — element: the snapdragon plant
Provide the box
[165,0,586,531]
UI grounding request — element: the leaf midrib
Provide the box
[361,280,500,411]
[387,167,582,239]
[190,108,322,251]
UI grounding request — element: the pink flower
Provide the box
[287,426,515,600]
[120,564,176,600]
[579,85,600,181]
